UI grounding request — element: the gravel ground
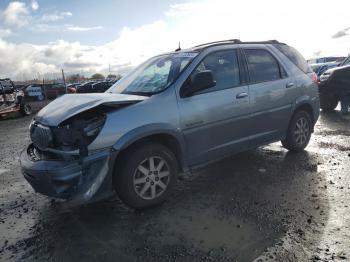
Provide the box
[0,107,349,262]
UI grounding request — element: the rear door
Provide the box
[242,46,298,146]
[177,48,251,166]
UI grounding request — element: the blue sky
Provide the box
[0,0,180,45]
[0,0,350,80]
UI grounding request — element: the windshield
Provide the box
[342,56,350,66]
[108,52,198,95]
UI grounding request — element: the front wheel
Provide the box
[282,110,312,152]
[114,143,178,209]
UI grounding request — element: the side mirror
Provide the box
[182,70,216,97]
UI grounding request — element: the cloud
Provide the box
[0,28,12,38]
[66,26,103,32]
[31,0,39,11]
[63,61,101,68]
[1,0,350,80]
[332,27,350,39]
[41,11,72,22]
[2,1,30,27]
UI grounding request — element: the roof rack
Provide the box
[193,39,242,48]
[192,39,284,49]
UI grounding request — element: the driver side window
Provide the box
[191,49,240,94]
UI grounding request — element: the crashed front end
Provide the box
[21,143,115,205]
[20,93,146,205]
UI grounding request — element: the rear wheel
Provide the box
[20,103,32,116]
[114,143,178,209]
[320,94,338,112]
[282,110,312,152]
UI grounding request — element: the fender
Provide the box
[293,94,313,109]
[112,123,189,172]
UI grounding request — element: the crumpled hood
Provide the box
[35,93,148,126]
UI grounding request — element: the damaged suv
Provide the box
[21,40,320,208]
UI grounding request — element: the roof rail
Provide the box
[192,39,284,49]
[193,39,242,48]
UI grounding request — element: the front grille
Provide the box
[30,123,53,150]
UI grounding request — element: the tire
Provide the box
[114,142,178,209]
[320,94,338,112]
[20,103,32,116]
[282,110,312,152]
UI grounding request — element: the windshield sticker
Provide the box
[174,52,198,58]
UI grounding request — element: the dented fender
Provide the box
[112,124,189,172]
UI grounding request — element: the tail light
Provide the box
[311,72,319,85]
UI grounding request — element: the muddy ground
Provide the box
[0,107,349,262]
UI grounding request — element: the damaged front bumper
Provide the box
[20,144,118,205]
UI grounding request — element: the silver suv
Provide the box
[20,40,320,208]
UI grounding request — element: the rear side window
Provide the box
[244,49,281,83]
[274,44,312,73]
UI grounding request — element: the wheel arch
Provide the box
[292,101,315,131]
[112,124,188,173]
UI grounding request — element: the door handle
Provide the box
[236,92,248,99]
[286,82,295,88]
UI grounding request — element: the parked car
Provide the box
[66,84,77,93]
[21,39,320,209]
[0,78,32,117]
[307,56,346,64]
[318,56,350,111]
[85,81,113,93]
[25,85,45,101]
[75,81,115,93]
[75,81,97,93]
[44,84,66,99]
[310,61,339,76]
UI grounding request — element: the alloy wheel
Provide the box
[133,156,170,200]
[294,117,310,146]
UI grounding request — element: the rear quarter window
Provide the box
[274,44,312,74]
[244,49,282,83]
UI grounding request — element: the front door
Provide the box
[177,49,251,166]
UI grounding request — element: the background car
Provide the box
[0,78,32,117]
[318,55,350,111]
[75,81,97,93]
[75,81,117,93]
[25,85,45,101]
[310,61,339,76]
[307,56,346,64]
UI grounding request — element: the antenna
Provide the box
[175,42,181,52]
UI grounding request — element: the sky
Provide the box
[0,0,350,80]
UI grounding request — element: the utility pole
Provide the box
[43,77,48,105]
[61,69,67,94]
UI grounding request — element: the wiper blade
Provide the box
[122,91,153,97]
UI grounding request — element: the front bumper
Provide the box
[20,144,117,204]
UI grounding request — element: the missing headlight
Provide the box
[52,108,107,156]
